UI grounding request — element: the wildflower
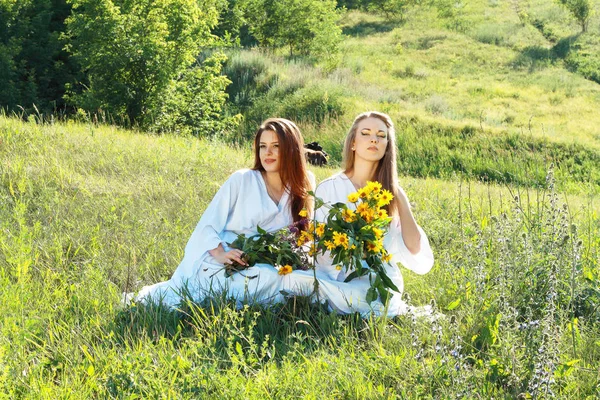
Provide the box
[366,181,382,195]
[324,240,336,251]
[356,202,369,215]
[372,227,384,239]
[342,208,356,223]
[299,209,308,218]
[377,189,393,207]
[347,192,359,203]
[377,209,388,219]
[278,265,293,275]
[316,223,325,237]
[358,187,368,199]
[297,231,311,246]
[335,265,342,270]
[366,241,382,254]
[333,231,349,249]
[382,252,392,263]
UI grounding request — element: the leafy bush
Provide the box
[246,0,342,58]
[565,34,600,84]
[152,53,241,137]
[64,0,226,131]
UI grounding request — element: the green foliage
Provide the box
[152,53,241,137]
[1,117,599,397]
[0,0,76,116]
[222,51,345,142]
[557,0,594,32]
[565,34,600,84]
[64,0,224,131]
[366,0,417,20]
[246,0,342,57]
[213,0,257,46]
[393,116,600,187]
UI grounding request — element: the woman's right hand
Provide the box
[208,243,248,266]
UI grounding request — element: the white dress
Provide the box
[136,169,303,308]
[283,172,434,316]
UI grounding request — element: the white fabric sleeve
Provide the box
[385,216,434,275]
[171,172,242,282]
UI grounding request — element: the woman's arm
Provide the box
[396,186,421,255]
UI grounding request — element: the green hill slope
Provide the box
[223,4,600,188]
[1,117,598,398]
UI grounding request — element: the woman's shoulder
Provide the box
[221,168,261,187]
[315,171,349,197]
[317,171,347,188]
[228,168,259,180]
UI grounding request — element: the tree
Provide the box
[64,0,224,129]
[367,0,418,20]
[558,0,593,33]
[153,53,241,136]
[0,0,76,116]
[246,0,342,58]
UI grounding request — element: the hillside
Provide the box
[1,117,598,397]
[223,3,600,189]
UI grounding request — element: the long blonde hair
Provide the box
[342,111,401,216]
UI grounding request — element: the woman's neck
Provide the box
[263,171,283,191]
[346,159,378,189]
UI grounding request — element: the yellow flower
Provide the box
[372,227,384,239]
[333,231,349,249]
[297,231,311,246]
[316,223,325,237]
[382,252,392,263]
[358,188,368,199]
[377,189,393,207]
[342,208,356,223]
[377,209,388,219]
[362,210,375,223]
[366,240,383,254]
[278,265,293,275]
[299,209,308,218]
[335,265,342,270]
[324,240,336,251]
[356,202,369,214]
[309,244,317,256]
[366,181,382,195]
[347,192,359,203]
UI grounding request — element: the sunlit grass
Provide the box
[1,117,599,398]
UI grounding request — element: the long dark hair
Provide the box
[252,118,312,222]
[342,111,401,217]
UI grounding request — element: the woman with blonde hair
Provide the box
[135,118,314,307]
[286,111,434,316]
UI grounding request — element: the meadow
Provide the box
[1,115,598,398]
[2,1,600,398]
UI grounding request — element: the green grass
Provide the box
[2,2,600,396]
[220,3,600,191]
[1,117,599,398]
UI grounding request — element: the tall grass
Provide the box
[1,117,598,398]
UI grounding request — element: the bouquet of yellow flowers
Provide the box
[305,181,399,304]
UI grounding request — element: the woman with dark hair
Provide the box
[286,111,433,316]
[135,118,314,307]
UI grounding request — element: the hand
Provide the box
[208,244,248,266]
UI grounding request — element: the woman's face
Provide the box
[352,117,388,163]
[259,129,280,173]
